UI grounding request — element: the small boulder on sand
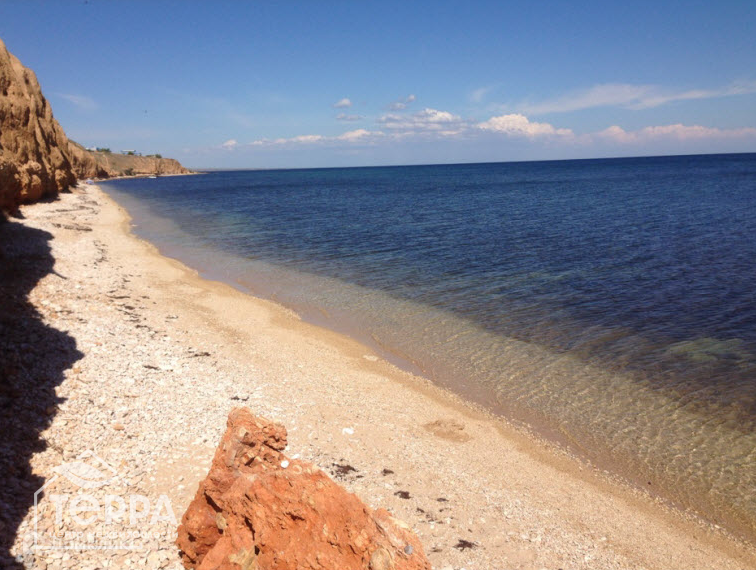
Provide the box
[177,408,431,570]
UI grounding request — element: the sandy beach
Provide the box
[3,182,755,570]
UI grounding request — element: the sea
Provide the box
[101,153,756,541]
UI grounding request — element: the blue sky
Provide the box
[2,0,755,168]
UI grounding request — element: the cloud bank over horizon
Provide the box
[204,75,756,166]
[216,100,756,158]
[180,80,755,168]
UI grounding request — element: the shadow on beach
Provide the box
[0,216,83,568]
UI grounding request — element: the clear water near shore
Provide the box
[102,153,756,540]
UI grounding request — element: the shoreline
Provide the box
[7,182,756,569]
[102,174,756,544]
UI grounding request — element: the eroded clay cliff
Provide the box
[0,38,77,212]
[0,37,191,213]
[177,408,431,570]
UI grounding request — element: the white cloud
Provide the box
[288,134,324,144]
[248,129,382,147]
[519,80,756,115]
[388,94,417,110]
[57,93,98,111]
[336,113,363,122]
[595,125,634,144]
[597,123,756,144]
[221,139,238,149]
[336,129,381,142]
[478,114,573,138]
[333,98,352,108]
[378,108,468,134]
[469,86,493,104]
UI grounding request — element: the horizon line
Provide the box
[188,150,756,173]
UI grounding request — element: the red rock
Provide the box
[177,408,431,570]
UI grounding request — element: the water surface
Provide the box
[102,154,756,539]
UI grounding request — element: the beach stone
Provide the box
[176,408,430,570]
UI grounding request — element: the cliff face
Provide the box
[0,38,191,213]
[0,38,77,212]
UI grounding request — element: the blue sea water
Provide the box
[102,153,756,539]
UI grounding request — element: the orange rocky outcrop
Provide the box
[0,37,77,212]
[177,408,431,570]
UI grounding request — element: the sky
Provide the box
[1,0,755,168]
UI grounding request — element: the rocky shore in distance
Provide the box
[66,141,192,181]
